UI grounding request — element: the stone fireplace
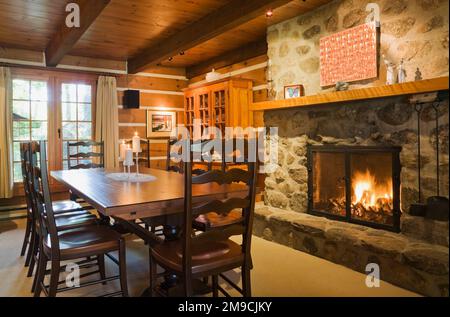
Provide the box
[253,94,449,296]
[308,145,401,232]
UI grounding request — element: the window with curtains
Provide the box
[61,83,93,170]
[12,79,48,182]
[11,71,96,184]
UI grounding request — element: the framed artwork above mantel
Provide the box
[146,110,177,138]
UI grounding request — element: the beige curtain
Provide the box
[0,67,13,198]
[95,76,119,169]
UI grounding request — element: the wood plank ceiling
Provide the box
[0,0,331,74]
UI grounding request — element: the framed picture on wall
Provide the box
[284,84,304,99]
[146,111,176,138]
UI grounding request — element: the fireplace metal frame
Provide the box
[307,145,401,232]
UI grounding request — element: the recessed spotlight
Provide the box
[168,57,173,61]
[265,9,273,18]
[180,51,185,56]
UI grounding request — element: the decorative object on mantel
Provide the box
[415,68,423,81]
[205,68,221,82]
[335,81,349,91]
[319,22,379,87]
[398,58,407,84]
[284,84,304,99]
[383,55,397,85]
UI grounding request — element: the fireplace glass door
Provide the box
[308,146,401,232]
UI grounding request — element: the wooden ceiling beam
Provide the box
[127,0,292,74]
[186,39,267,79]
[45,0,111,67]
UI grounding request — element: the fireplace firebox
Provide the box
[307,146,401,232]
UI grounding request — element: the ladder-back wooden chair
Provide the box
[149,160,258,297]
[30,141,128,297]
[67,140,104,170]
[20,142,98,291]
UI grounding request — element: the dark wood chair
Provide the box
[30,141,128,297]
[67,140,104,170]
[19,142,98,284]
[166,138,183,173]
[126,138,151,168]
[149,160,258,297]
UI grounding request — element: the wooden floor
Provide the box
[0,219,419,297]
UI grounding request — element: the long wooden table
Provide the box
[51,167,249,295]
[51,168,248,221]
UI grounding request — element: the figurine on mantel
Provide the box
[398,58,407,83]
[415,68,423,81]
[383,55,396,85]
[335,81,349,91]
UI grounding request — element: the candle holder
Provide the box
[135,152,140,177]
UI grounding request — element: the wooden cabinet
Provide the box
[183,78,253,136]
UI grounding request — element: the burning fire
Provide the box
[352,169,392,209]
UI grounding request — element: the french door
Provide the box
[11,69,96,193]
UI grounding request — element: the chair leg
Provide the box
[33,252,47,297]
[212,275,219,297]
[20,216,32,257]
[27,232,39,277]
[148,248,156,297]
[97,254,107,285]
[24,225,35,267]
[48,259,60,297]
[184,276,193,297]
[118,239,129,297]
[242,264,251,297]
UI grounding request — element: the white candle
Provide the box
[124,148,133,166]
[132,132,141,153]
[119,140,127,161]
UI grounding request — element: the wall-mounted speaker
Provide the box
[123,90,140,109]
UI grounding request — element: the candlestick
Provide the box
[132,132,141,153]
[135,152,140,177]
[124,148,133,167]
[119,140,127,162]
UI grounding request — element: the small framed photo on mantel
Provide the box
[284,84,304,99]
[146,110,176,138]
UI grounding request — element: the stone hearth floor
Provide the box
[253,202,449,297]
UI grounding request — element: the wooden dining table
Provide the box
[51,167,249,295]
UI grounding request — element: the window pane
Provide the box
[78,122,92,140]
[31,121,47,140]
[31,81,47,101]
[14,162,23,182]
[13,80,29,100]
[79,145,93,154]
[78,103,91,121]
[62,122,77,140]
[13,142,21,162]
[62,103,77,121]
[63,160,68,170]
[78,84,91,103]
[13,100,30,120]
[63,141,68,160]
[13,121,30,141]
[31,101,48,121]
[62,84,76,102]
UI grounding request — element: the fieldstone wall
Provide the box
[263,95,449,245]
[267,0,449,98]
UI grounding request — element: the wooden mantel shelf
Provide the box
[250,76,449,111]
